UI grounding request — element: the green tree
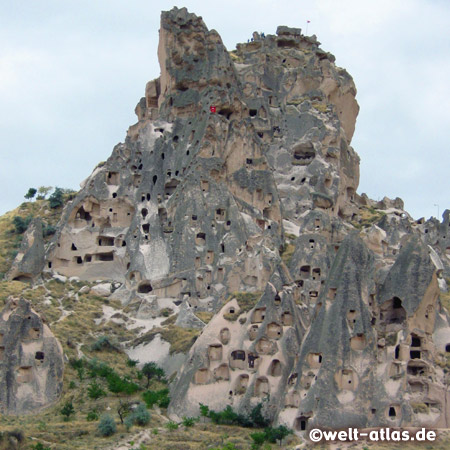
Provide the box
[49,187,64,208]
[37,186,53,199]
[24,188,37,200]
[264,426,291,445]
[250,403,270,428]
[60,401,75,421]
[141,362,165,388]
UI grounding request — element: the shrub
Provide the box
[264,425,291,444]
[199,403,209,419]
[88,381,106,399]
[43,224,56,237]
[87,410,99,421]
[250,432,266,446]
[127,358,139,367]
[60,401,75,421]
[166,421,178,431]
[69,380,76,389]
[142,388,170,408]
[12,215,32,234]
[202,403,269,428]
[91,335,117,352]
[69,358,84,369]
[32,443,50,450]
[250,403,270,428]
[48,187,64,208]
[98,414,116,437]
[106,372,139,394]
[125,403,150,430]
[182,416,197,427]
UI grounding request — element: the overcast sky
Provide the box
[0,0,449,220]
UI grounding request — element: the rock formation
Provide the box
[7,218,45,282]
[14,6,450,434]
[0,297,64,414]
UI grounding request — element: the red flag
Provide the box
[210,106,216,113]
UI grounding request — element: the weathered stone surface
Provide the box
[0,298,64,414]
[13,6,450,433]
[7,218,45,282]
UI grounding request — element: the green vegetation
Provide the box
[141,361,165,387]
[124,403,150,430]
[87,381,106,399]
[182,416,198,427]
[142,388,170,408]
[24,188,37,200]
[12,215,32,234]
[97,414,116,437]
[60,401,75,421]
[200,403,270,428]
[49,187,64,209]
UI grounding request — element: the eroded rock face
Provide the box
[0,298,64,415]
[7,218,45,282]
[19,6,450,432]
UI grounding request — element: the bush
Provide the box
[264,425,291,444]
[182,416,197,427]
[31,443,50,450]
[250,403,270,428]
[12,215,32,234]
[202,403,269,428]
[124,403,150,430]
[60,401,75,421]
[88,381,106,399]
[87,410,99,421]
[48,187,64,208]
[142,388,170,408]
[107,372,139,395]
[91,335,117,352]
[250,432,266,446]
[43,224,56,237]
[127,358,139,367]
[98,414,116,437]
[166,421,178,431]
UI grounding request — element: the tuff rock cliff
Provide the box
[0,297,64,414]
[8,6,450,435]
